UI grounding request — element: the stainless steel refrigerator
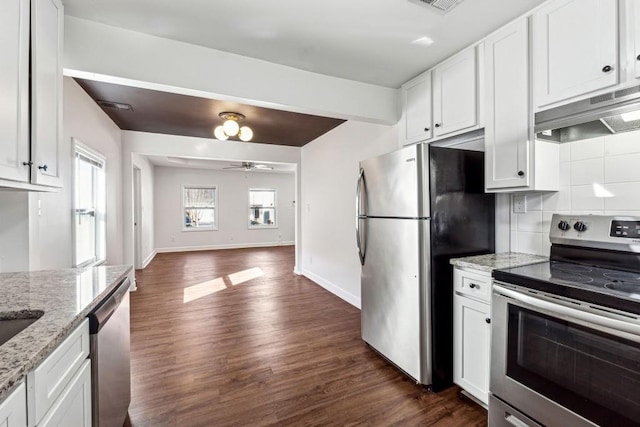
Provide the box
[356,144,494,391]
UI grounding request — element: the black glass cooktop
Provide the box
[493,261,640,315]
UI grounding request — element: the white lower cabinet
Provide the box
[38,360,91,427]
[453,267,491,406]
[27,320,91,427]
[0,383,27,427]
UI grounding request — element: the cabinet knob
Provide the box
[469,283,478,289]
[637,54,640,61]
[424,127,430,132]
[517,170,525,177]
[435,123,441,128]
[485,318,491,324]
[22,161,33,167]
[602,65,613,73]
[38,164,48,172]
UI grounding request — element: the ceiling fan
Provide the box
[223,162,273,171]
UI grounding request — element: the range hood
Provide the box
[535,84,640,143]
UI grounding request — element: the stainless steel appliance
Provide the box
[490,214,640,427]
[88,278,131,427]
[535,84,640,143]
[356,144,495,390]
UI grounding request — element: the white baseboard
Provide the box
[141,250,157,269]
[302,268,361,309]
[156,241,295,254]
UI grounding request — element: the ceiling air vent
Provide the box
[410,0,463,13]
[97,100,133,111]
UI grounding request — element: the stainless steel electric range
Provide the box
[489,214,640,427]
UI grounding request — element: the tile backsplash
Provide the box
[510,130,640,256]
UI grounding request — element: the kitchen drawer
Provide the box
[27,319,89,427]
[453,267,491,303]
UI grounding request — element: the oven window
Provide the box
[507,305,640,427]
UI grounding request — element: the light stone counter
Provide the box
[450,252,548,273]
[0,265,131,401]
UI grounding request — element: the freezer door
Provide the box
[359,145,429,218]
[361,217,427,382]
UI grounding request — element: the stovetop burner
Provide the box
[553,264,593,273]
[549,265,594,284]
[604,282,640,294]
[603,271,640,282]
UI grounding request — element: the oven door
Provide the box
[491,283,640,427]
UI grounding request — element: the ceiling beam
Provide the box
[63,17,400,125]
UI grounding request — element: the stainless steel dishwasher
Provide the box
[88,277,131,427]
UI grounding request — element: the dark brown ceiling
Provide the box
[74,79,346,147]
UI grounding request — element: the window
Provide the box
[249,188,277,228]
[73,141,106,267]
[183,186,217,230]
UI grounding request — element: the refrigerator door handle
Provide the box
[356,168,366,265]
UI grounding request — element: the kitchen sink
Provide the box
[0,311,44,346]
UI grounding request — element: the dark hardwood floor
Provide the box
[129,246,487,426]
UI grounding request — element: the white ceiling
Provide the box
[62,0,546,88]
[146,155,296,173]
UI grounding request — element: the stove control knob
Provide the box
[558,221,571,231]
[573,221,587,232]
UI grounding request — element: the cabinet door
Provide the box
[38,360,91,427]
[0,0,30,183]
[634,1,640,80]
[401,72,432,145]
[31,0,63,187]
[453,294,490,405]
[533,0,618,109]
[27,320,89,427]
[0,383,27,427]
[485,18,530,190]
[433,47,478,137]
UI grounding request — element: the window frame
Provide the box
[72,138,107,268]
[182,184,218,231]
[248,187,278,229]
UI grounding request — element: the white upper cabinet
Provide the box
[400,72,432,146]
[485,19,531,190]
[532,0,618,109]
[636,7,640,80]
[630,0,640,80]
[0,0,30,183]
[432,46,480,138]
[485,17,559,193]
[31,0,64,188]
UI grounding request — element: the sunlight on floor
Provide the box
[183,278,226,303]
[183,267,265,303]
[228,267,265,285]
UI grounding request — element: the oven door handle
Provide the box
[494,284,640,339]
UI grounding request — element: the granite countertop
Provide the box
[450,252,548,273]
[0,265,132,401]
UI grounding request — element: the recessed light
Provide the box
[411,36,434,47]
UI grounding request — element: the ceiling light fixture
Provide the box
[214,112,253,142]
